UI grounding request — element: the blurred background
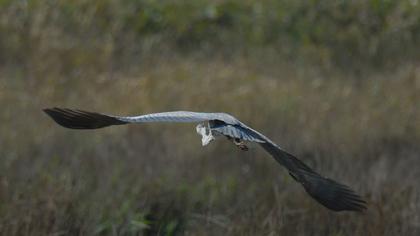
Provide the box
[0,0,419,235]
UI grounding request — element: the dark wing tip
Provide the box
[259,142,367,212]
[43,107,126,129]
[301,173,367,212]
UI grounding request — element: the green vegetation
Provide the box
[0,0,419,235]
[1,0,419,72]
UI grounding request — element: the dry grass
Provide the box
[0,57,419,235]
[0,1,419,235]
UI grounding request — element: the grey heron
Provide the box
[43,108,367,212]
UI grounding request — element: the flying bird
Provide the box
[43,108,367,212]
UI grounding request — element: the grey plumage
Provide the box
[43,107,367,212]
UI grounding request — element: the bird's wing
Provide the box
[210,123,266,143]
[43,108,239,129]
[211,122,366,211]
[259,141,367,211]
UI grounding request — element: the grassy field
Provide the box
[0,1,419,235]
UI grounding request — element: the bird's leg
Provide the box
[226,137,249,151]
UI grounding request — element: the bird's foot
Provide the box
[230,137,249,151]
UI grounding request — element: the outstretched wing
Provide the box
[208,122,366,211]
[43,108,127,129]
[260,142,367,211]
[43,108,239,129]
[210,123,367,211]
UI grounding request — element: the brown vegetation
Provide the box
[0,1,419,235]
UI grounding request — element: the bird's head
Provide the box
[196,123,215,146]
